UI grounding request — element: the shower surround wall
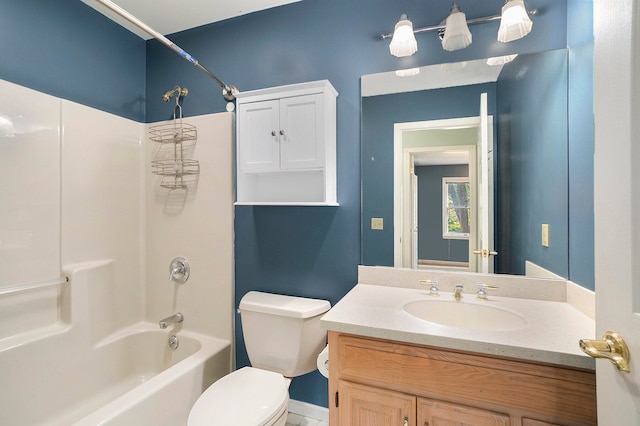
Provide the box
[0,76,234,381]
[62,99,144,331]
[0,78,143,339]
[0,80,233,423]
[1,2,234,422]
[145,112,234,339]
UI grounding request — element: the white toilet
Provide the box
[188,291,331,426]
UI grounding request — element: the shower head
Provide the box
[161,91,173,103]
[162,86,189,103]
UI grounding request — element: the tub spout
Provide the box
[159,312,184,329]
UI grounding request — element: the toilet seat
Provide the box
[188,367,289,426]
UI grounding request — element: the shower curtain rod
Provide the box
[93,0,239,101]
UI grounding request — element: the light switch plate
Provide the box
[542,224,549,247]
[371,217,384,230]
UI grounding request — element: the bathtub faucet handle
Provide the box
[159,312,184,329]
[168,257,190,283]
[169,265,184,281]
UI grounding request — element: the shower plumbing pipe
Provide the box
[93,0,239,100]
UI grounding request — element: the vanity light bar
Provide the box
[379,9,538,40]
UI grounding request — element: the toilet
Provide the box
[188,291,331,426]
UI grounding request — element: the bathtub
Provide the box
[0,261,231,426]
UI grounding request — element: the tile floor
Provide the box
[285,412,329,426]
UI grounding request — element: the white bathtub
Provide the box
[0,261,231,426]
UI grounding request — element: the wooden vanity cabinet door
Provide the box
[338,380,416,426]
[418,398,510,426]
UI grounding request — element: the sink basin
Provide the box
[403,299,528,331]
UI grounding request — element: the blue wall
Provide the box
[567,0,594,290]
[0,0,146,121]
[1,0,583,409]
[496,50,569,277]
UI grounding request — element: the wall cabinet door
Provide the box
[418,398,510,426]
[237,99,280,173]
[238,94,324,173]
[279,93,324,170]
[339,380,415,426]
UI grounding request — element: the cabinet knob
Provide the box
[279,129,285,136]
[271,131,277,137]
[403,417,409,426]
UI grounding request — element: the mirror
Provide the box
[361,48,592,280]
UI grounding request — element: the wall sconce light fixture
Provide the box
[389,13,418,57]
[441,3,472,52]
[382,0,537,57]
[498,0,534,42]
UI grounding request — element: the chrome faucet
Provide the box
[159,312,184,329]
[476,284,498,301]
[420,279,440,297]
[454,284,464,300]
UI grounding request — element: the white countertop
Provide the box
[321,283,596,370]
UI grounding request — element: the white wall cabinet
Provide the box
[235,80,338,205]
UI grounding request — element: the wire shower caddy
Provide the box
[150,86,199,189]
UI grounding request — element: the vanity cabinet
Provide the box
[329,332,597,426]
[338,381,508,426]
[419,399,510,425]
[235,80,338,205]
[338,381,416,425]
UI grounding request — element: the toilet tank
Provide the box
[239,291,331,377]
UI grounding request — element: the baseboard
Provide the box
[288,399,329,422]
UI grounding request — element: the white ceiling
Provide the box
[82,0,301,39]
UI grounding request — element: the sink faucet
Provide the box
[159,312,184,329]
[420,279,440,297]
[476,284,498,301]
[454,284,464,300]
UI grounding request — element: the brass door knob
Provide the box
[473,249,498,258]
[579,331,630,372]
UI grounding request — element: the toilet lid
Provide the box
[188,367,289,426]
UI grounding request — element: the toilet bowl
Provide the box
[187,291,331,426]
[188,367,290,426]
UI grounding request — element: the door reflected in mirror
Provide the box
[393,115,492,274]
[361,49,591,281]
